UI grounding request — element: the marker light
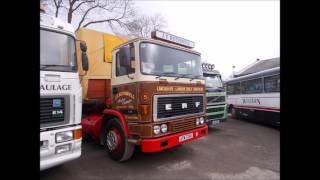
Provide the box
[202,63,215,72]
[73,128,82,140]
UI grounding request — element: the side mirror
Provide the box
[80,41,87,52]
[82,52,89,71]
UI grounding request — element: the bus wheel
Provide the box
[102,118,135,162]
[231,107,238,119]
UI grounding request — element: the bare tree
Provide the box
[41,0,166,37]
[43,0,136,31]
[126,14,166,38]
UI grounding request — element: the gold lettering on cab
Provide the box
[114,91,135,100]
[157,86,203,92]
[157,86,174,91]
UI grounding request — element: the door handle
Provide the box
[112,87,118,94]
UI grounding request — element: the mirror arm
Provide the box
[127,74,134,80]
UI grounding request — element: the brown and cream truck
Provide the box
[76,28,208,161]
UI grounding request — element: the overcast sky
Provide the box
[83,0,279,80]
[131,0,280,80]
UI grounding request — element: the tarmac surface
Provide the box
[40,117,280,180]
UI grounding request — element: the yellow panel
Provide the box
[76,28,128,100]
[76,28,109,100]
[103,34,128,63]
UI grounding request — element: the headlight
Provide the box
[161,124,168,133]
[56,131,73,143]
[153,125,160,135]
[196,118,200,125]
[200,117,204,124]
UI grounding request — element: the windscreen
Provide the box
[40,29,77,72]
[140,42,202,78]
[204,74,224,89]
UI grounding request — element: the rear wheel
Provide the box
[102,118,134,162]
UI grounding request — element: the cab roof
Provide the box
[40,13,75,35]
[113,37,201,56]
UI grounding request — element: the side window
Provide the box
[116,47,135,77]
[244,78,263,94]
[264,74,280,92]
[116,52,126,76]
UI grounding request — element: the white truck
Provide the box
[40,7,88,170]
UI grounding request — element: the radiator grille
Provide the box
[207,113,224,120]
[156,95,204,120]
[171,119,197,133]
[207,107,225,113]
[40,97,65,124]
[207,96,225,103]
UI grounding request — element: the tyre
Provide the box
[102,118,134,162]
[231,107,238,119]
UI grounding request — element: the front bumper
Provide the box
[207,115,227,123]
[40,125,82,171]
[140,125,208,152]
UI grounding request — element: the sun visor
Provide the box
[103,34,128,63]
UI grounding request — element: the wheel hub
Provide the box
[106,129,120,151]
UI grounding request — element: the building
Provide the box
[234,57,279,78]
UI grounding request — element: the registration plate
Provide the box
[211,120,220,125]
[179,133,193,142]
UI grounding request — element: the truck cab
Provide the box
[202,63,227,126]
[40,9,88,170]
[78,29,208,161]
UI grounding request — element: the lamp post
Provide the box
[232,65,236,78]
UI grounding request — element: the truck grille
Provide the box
[171,118,197,133]
[207,113,224,120]
[207,96,225,103]
[207,107,225,113]
[40,97,65,124]
[155,94,204,121]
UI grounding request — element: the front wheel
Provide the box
[231,107,238,119]
[102,118,135,162]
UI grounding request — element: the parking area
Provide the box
[40,118,280,180]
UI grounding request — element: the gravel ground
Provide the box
[40,117,280,180]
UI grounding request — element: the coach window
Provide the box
[227,84,234,94]
[244,78,263,94]
[264,75,280,92]
[227,82,241,94]
[240,81,245,94]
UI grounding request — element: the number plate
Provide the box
[179,133,193,142]
[211,120,220,125]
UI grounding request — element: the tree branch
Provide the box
[72,0,95,12]
[76,4,100,31]
[83,18,116,27]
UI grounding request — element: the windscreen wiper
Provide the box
[174,73,192,80]
[189,75,203,81]
[155,72,178,79]
[40,64,74,70]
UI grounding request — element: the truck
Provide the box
[40,5,89,170]
[76,28,208,161]
[202,63,227,126]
